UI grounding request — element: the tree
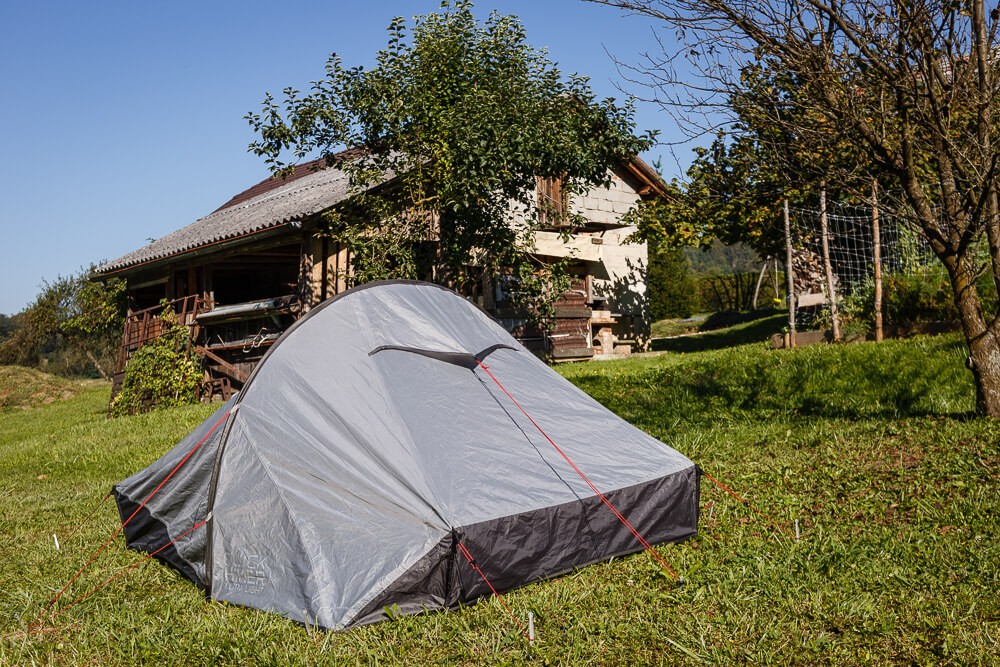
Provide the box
[0,314,16,340]
[592,0,1000,416]
[247,1,653,300]
[648,242,697,319]
[0,268,125,378]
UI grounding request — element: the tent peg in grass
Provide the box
[795,520,800,541]
[528,612,535,645]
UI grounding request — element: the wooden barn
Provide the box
[96,154,667,401]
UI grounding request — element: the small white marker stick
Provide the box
[708,501,714,520]
[528,611,535,645]
[53,533,60,551]
[795,520,800,541]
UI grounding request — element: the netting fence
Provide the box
[766,193,955,344]
[790,200,936,297]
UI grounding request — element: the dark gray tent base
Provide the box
[115,466,698,630]
[349,466,699,628]
[112,489,206,590]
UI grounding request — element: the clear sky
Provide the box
[0,0,696,315]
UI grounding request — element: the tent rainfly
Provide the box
[113,280,699,630]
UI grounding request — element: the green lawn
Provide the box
[651,311,787,353]
[1,335,998,665]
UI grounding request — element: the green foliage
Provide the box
[648,243,696,319]
[822,266,999,334]
[247,1,652,296]
[629,134,796,257]
[877,270,957,327]
[684,241,761,277]
[0,269,125,378]
[502,259,573,330]
[109,308,201,417]
[0,313,17,340]
[3,335,998,664]
[694,271,781,313]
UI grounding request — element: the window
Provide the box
[537,176,567,228]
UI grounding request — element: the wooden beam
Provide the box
[195,346,248,384]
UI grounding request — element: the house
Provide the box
[96,153,668,401]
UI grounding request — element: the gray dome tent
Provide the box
[113,281,698,630]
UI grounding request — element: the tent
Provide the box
[113,280,699,630]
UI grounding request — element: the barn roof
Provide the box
[96,158,356,275]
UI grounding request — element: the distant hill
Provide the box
[0,366,100,411]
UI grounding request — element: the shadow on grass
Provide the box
[652,313,786,353]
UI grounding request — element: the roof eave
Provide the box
[95,222,301,278]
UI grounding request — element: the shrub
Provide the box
[822,265,999,332]
[0,269,125,378]
[109,308,201,417]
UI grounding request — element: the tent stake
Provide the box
[52,533,60,551]
[528,612,535,645]
[795,520,800,541]
[303,610,314,639]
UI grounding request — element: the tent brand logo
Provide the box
[227,550,271,595]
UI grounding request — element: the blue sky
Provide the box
[0,0,698,315]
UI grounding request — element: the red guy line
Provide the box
[699,468,794,540]
[475,360,680,580]
[64,492,112,543]
[47,519,208,623]
[32,409,231,629]
[457,541,531,641]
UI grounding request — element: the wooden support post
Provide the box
[784,199,796,348]
[819,184,841,341]
[752,256,770,310]
[298,232,314,313]
[872,180,884,342]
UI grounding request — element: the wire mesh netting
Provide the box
[790,201,936,295]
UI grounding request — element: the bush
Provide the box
[109,309,201,417]
[825,264,998,332]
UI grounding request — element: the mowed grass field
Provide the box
[1,333,998,665]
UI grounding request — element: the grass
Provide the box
[0,367,99,412]
[650,314,707,339]
[651,311,787,353]
[2,335,999,665]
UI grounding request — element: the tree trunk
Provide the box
[784,199,796,347]
[947,256,1000,416]
[752,258,769,310]
[85,349,110,381]
[819,184,841,341]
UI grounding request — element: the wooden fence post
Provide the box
[872,180,884,342]
[784,199,796,348]
[819,183,841,341]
